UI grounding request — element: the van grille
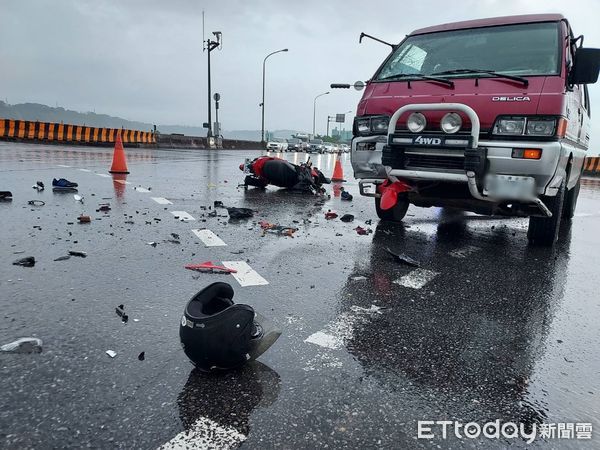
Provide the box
[382,146,465,173]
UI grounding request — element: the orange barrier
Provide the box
[0,118,156,145]
[584,156,600,175]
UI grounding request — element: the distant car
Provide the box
[308,139,324,153]
[266,138,288,151]
[287,138,303,152]
[323,143,335,154]
[340,144,350,153]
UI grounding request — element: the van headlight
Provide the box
[441,112,462,134]
[493,116,557,136]
[353,116,389,136]
[407,112,426,133]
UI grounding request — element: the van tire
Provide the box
[562,176,581,221]
[527,182,566,246]
[375,195,409,222]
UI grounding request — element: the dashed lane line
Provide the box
[78,168,92,172]
[158,416,246,450]
[393,268,439,289]
[151,197,173,205]
[114,179,132,185]
[96,173,111,178]
[305,305,383,350]
[221,261,268,287]
[191,229,227,247]
[170,211,196,222]
[57,164,71,168]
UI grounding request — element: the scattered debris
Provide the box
[214,200,224,207]
[138,351,145,361]
[53,255,71,261]
[325,210,338,220]
[0,191,13,201]
[27,200,45,206]
[78,215,91,223]
[1,337,43,354]
[13,256,35,267]
[97,203,111,212]
[73,194,84,203]
[147,242,158,247]
[340,214,354,222]
[226,207,254,220]
[354,226,372,236]
[385,247,420,268]
[184,262,238,273]
[106,350,117,358]
[341,190,353,201]
[68,250,87,258]
[115,304,129,323]
[171,233,180,240]
[351,276,367,281]
[365,219,372,225]
[166,239,181,244]
[259,221,298,237]
[32,181,45,191]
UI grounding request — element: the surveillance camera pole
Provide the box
[205,33,221,139]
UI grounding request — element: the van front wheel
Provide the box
[375,195,409,222]
[527,182,566,246]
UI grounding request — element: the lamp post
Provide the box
[312,91,329,137]
[261,48,288,145]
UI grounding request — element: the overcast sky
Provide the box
[1,0,600,141]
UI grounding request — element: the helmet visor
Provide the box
[248,311,281,361]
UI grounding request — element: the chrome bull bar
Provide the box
[383,103,552,217]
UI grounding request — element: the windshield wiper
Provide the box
[431,69,529,87]
[378,73,454,88]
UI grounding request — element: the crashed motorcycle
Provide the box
[239,156,330,194]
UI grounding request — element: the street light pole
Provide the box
[261,48,288,145]
[312,91,329,137]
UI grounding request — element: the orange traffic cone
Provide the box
[109,132,130,174]
[331,157,345,182]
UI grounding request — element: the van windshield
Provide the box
[376,22,560,80]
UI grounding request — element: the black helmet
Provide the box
[180,282,281,371]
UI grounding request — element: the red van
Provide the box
[351,14,600,245]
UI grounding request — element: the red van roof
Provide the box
[411,14,565,36]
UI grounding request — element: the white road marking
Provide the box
[57,164,71,168]
[221,261,268,287]
[158,416,246,450]
[96,173,111,178]
[305,305,382,350]
[152,197,173,205]
[114,179,132,185]
[171,211,196,221]
[191,229,227,247]
[393,269,439,289]
[134,187,151,193]
[449,245,481,259]
[78,168,92,172]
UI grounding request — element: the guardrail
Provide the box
[584,156,600,176]
[0,118,155,146]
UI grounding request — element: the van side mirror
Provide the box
[570,48,600,84]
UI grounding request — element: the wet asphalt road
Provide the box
[1,141,600,449]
